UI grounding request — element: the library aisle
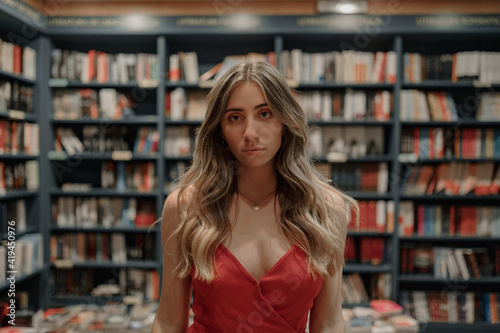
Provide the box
[0,0,499,332]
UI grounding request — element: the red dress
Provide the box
[187,243,324,333]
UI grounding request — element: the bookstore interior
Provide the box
[0,0,500,332]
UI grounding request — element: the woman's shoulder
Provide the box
[163,185,196,214]
[321,184,346,210]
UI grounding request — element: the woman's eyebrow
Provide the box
[225,103,268,113]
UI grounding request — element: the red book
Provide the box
[11,122,18,154]
[150,270,160,301]
[428,128,435,158]
[417,205,425,235]
[87,49,96,82]
[344,237,356,263]
[368,201,377,231]
[97,52,109,83]
[370,299,403,318]
[436,92,450,121]
[13,45,22,74]
[358,201,368,231]
[457,206,477,236]
[413,127,420,155]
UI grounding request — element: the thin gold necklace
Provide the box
[237,190,276,211]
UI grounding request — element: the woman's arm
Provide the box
[308,267,345,333]
[152,190,193,333]
[309,189,348,333]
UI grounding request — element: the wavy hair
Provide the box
[171,61,358,281]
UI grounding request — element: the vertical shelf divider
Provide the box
[391,35,403,302]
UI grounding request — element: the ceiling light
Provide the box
[317,0,368,14]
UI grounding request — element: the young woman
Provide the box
[152,61,357,333]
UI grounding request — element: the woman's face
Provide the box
[221,82,284,171]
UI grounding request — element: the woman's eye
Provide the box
[229,115,241,121]
[260,111,272,118]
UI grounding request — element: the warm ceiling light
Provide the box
[317,0,368,14]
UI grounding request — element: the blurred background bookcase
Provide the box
[1,1,500,331]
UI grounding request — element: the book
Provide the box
[370,300,404,318]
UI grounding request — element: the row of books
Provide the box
[54,125,159,156]
[167,88,396,123]
[168,51,277,84]
[297,90,392,122]
[401,204,500,237]
[400,290,500,324]
[51,49,159,85]
[164,124,388,160]
[53,88,137,120]
[55,126,126,155]
[326,162,389,194]
[0,38,36,80]
[134,126,159,154]
[166,88,207,121]
[50,233,156,263]
[347,200,395,234]
[0,160,39,195]
[345,237,391,266]
[0,121,39,156]
[342,273,392,305]
[400,244,499,278]
[280,50,397,85]
[400,90,458,122]
[100,161,156,193]
[477,92,500,121]
[7,302,158,332]
[165,125,195,157]
[308,126,386,160]
[453,128,500,158]
[401,127,500,159]
[0,233,43,283]
[433,246,499,280]
[0,81,34,114]
[400,162,500,196]
[52,197,156,229]
[2,199,26,232]
[403,51,500,84]
[168,51,199,83]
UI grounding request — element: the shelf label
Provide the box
[139,79,159,88]
[112,150,133,161]
[285,79,299,88]
[326,152,348,163]
[398,153,418,163]
[49,78,69,87]
[48,151,68,160]
[8,110,26,120]
[54,259,74,269]
[123,295,142,305]
[473,80,492,88]
[199,80,215,88]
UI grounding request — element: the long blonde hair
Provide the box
[172,61,358,281]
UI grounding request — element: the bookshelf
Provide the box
[1,0,500,329]
[42,33,163,307]
[0,5,45,312]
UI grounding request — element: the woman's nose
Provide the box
[243,119,258,142]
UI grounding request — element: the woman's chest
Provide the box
[224,209,292,281]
